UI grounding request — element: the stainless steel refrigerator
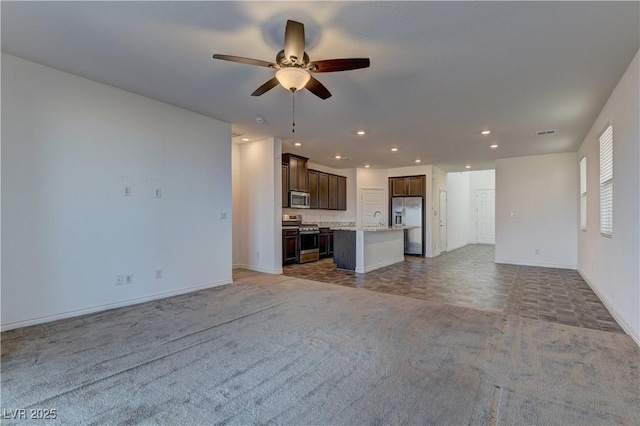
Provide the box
[392,197,424,255]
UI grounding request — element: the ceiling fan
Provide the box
[212,20,370,99]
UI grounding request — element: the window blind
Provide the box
[599,125,613,236]
[580,157,587,231]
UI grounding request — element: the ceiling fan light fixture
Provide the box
[276,68,311,92]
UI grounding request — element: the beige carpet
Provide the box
[2,272,638,425]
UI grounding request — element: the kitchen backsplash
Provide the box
[282,208,355,224]
[316,221,356,227]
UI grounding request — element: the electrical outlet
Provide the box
[155,188,162,198]
[535,249,540,255]
[256,251,260,259]
[124,186,132,196]
[155,269,163,279]
[116,274,124,286]
[125,274,133,285]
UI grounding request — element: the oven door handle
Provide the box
[299,231,320,235]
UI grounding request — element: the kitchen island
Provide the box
[331,226,411,273]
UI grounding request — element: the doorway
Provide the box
[475,189,495,244]
[360,188,385,226]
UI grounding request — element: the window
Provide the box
[580,157,587,231]
[599,124,613,236]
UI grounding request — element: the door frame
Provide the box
[439,189,447,252]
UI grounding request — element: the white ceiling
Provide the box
[2,1,638,171]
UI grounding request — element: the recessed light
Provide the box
[391,148,398,152]
[481,130,491,135]
[294,142,302,146]
[357,130,366,135]
[335,155,342,159]
[465,165,471,169]
[490,144,498,149]
[364,164,370,168]
[415,159,421,163]
[241,137,250,142]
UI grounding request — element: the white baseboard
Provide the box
[446,242,470,252]
[233,263,283,275]
[495,258,576,270]
[578,269,640,347]
[0,278,232,332]
[357,256,405,274]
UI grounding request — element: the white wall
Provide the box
[232,143,242,266]
[283,162,357,223]
[577,50,639,344]
[445,172,472,251]
[232,138,282,274]
[495,153,578,269]
[1,54,232,330]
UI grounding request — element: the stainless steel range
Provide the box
[282,215,320,263]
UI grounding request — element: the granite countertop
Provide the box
[330,226,416,232]
[317,222,355,228]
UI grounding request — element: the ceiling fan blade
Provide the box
[284,20,305,65]
[251,77,280,96]
[309,58,371,73]
[212,54,275,68]
[305,76,332,99]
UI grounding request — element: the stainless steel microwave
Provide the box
[290,191,310,209]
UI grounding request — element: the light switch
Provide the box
[219,212,227,220]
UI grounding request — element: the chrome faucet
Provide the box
[374,211,385,227]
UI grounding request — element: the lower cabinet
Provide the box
[319,228,334,258]
[283,229,298,265]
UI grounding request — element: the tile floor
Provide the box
[281,244,623,333]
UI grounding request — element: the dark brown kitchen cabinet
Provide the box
[318,172,329,209]
[319,228,334,258]
[389,175,426,197]
[328,174,338,210]
[282,153,309,193]
[306,167,348,211]
[282,229,298,265]
[309,170,319,209]
[337,176,347,211]
[407,176,425,196]
[282,164,289,207]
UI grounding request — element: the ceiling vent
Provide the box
[231,132,244,138]
[536,129,556,136]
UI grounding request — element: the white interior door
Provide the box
[439,190,447,252]
[475,189,495,244]
[361,188,385,226]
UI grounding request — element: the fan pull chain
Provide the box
[292,90,296,133]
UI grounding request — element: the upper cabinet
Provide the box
[309,169,347,211]
[389,175,426,197]
[282,153,347,211]
[309,170,319,209]
[337,176,347,211]
[282,153,309,193]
